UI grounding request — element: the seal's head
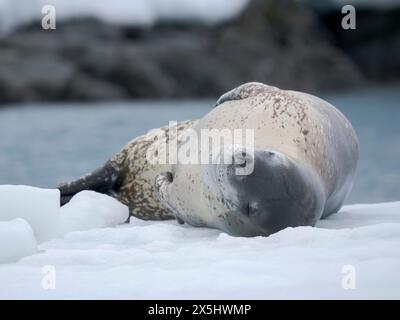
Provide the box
[198,82,326,236]
[205,148,325,237]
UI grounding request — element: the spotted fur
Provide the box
[108,120,197,220]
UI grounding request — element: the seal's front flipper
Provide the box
[154,172,173,204]
[215,82,278,107]
[58,160,121,206]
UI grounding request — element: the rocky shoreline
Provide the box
[0,0,398,104]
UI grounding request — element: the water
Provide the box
[0,87,399,204]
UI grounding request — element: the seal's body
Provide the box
[59,83,358,236]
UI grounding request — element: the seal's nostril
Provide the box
[238,201,263,218]
[243,203,260,217]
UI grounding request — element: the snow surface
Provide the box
[0,193,399,299]
[0,0,249,33]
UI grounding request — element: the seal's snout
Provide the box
[220,150,324,237]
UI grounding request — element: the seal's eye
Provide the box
[232,152,247,168]
[243,203,260,217]
[234,151,253,168]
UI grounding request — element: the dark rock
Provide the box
[214,0,364,92]
[0,48,76,103]
[64,73,129,100]
[0,0,369,104]
[316,7,400,83]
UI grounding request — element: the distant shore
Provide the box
[0,0,399,104]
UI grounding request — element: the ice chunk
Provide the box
[58,191,129,235]
[0,186,129,264]
[0,185,60,242]
[0,218,36,263]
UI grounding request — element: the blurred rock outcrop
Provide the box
[0,0,390,104]
[319,7,400,83]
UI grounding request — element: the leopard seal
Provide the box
[59,82,358,236]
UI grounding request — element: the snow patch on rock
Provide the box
[0,0,249,33]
